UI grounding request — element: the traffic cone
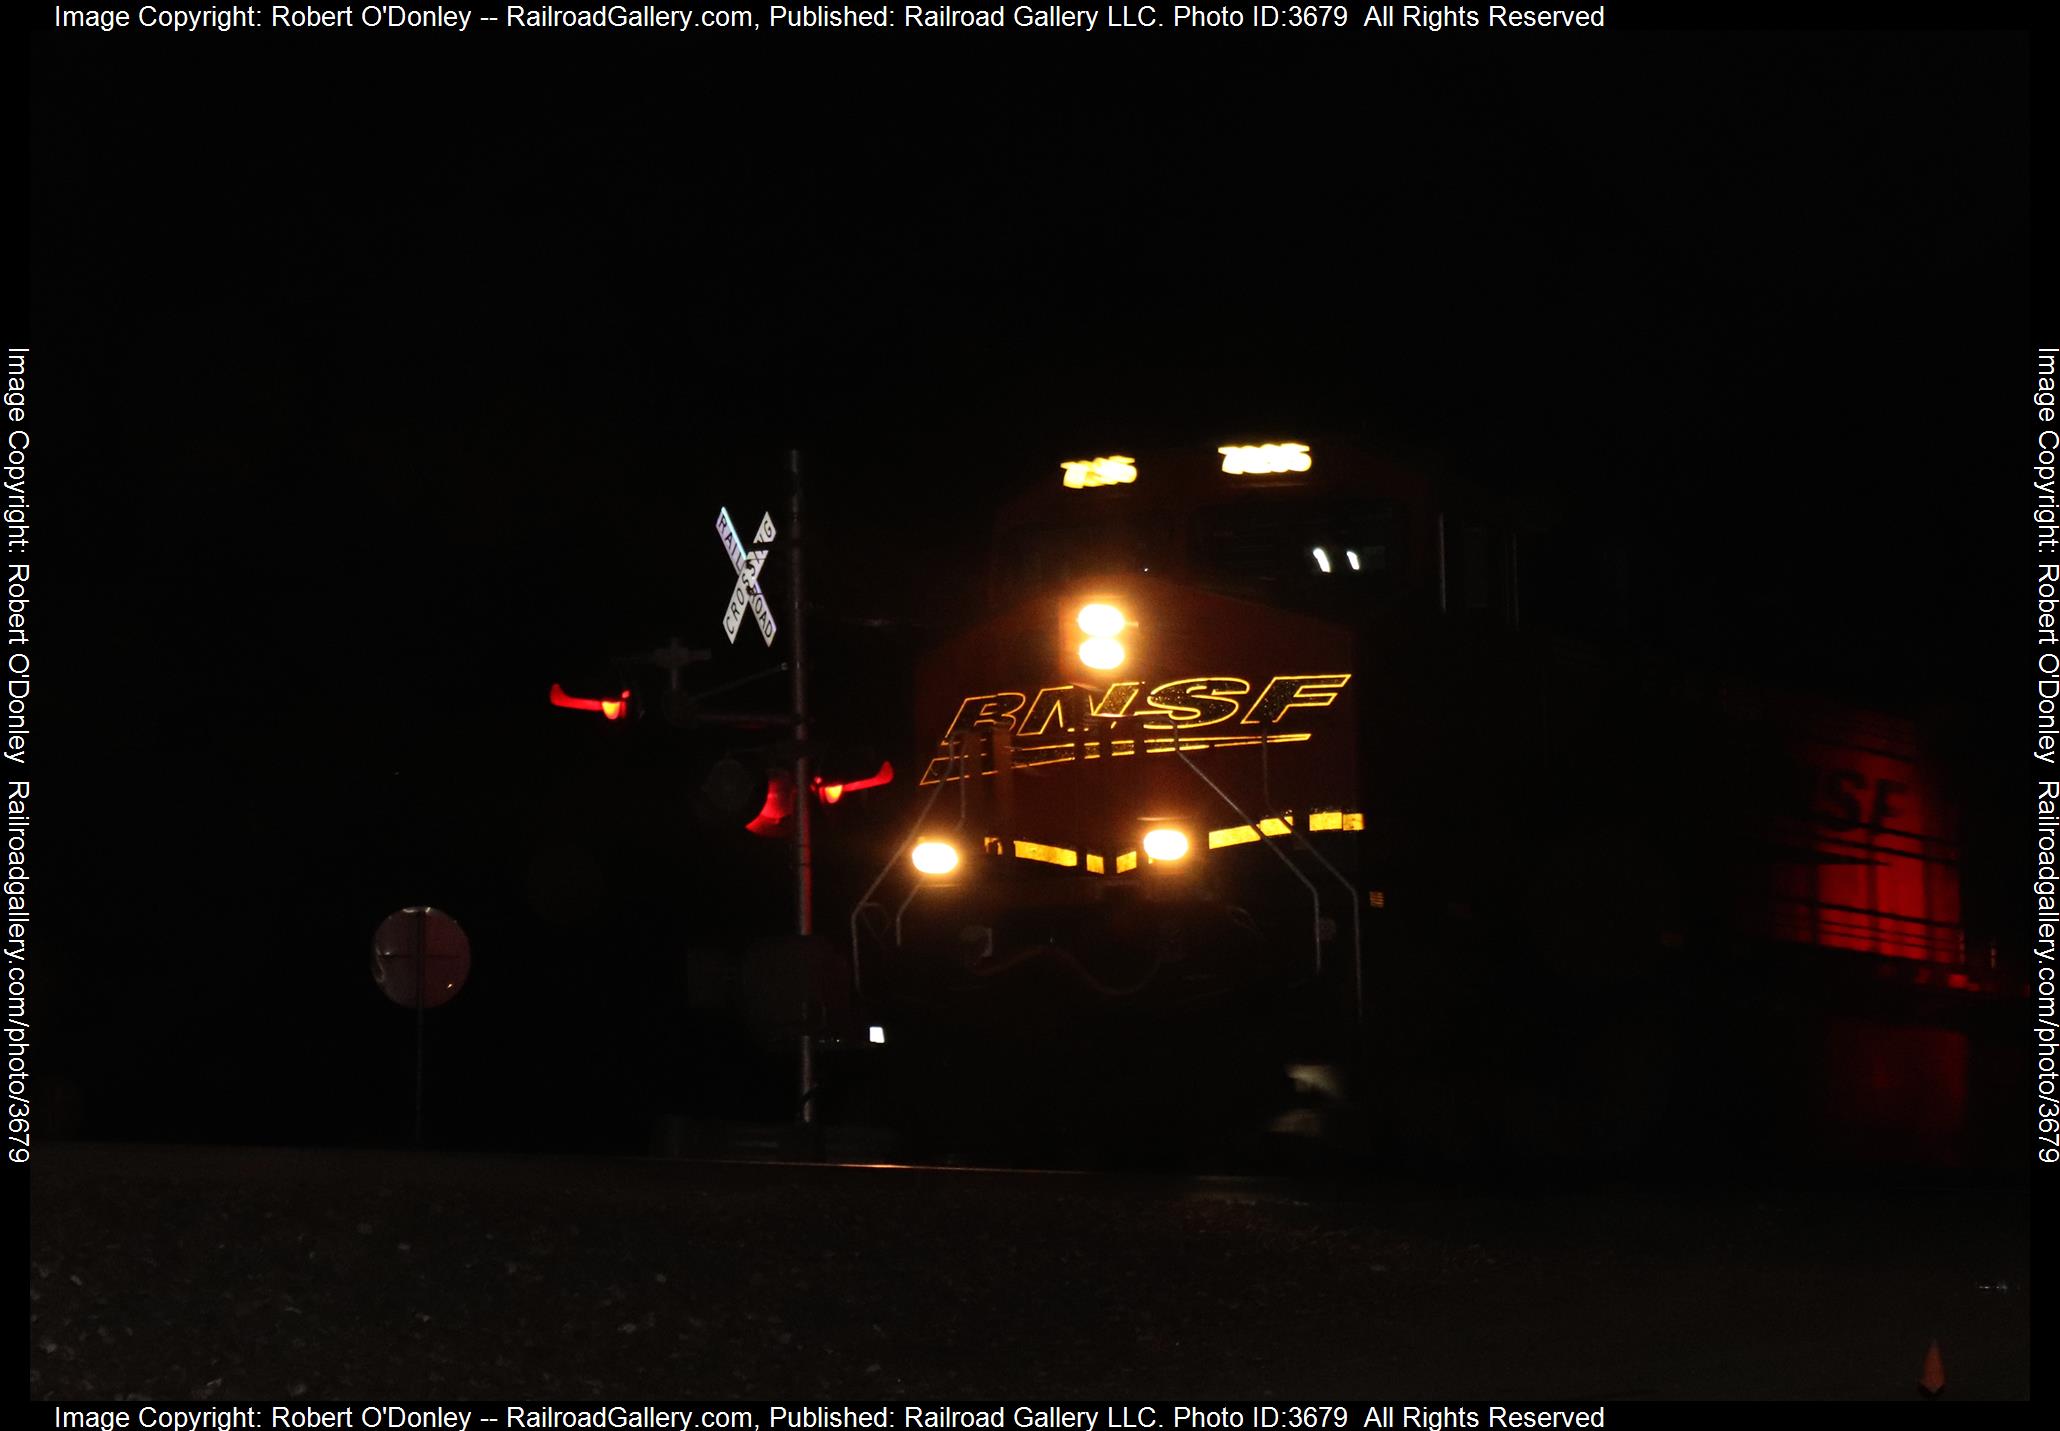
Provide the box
[1917,1339,1946,1397]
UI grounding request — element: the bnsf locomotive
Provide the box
[836,438,2009,1165]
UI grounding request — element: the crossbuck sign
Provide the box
[716,507,779,646]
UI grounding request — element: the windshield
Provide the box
[1193,497,1404,591]
[998,516,1173,586]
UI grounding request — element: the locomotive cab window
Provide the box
[1000,516,1172,585]
[1440,513,1520,627]
[1194,498,1404,594]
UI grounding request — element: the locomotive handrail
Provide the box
[1256,720,1367,1023]
[1274,817,1366,1029]
[1174,748,1327,984]
[848,735,972,997]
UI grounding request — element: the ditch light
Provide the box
[911,839,960,876]
[1141,827,1191,862]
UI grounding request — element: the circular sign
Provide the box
[371,906,472,1009]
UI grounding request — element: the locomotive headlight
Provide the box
[1078,636,1126,670]
[1076,602,1126,639]
[1142,827,1191,863]
[911,839,960,876]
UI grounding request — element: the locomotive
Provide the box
[826,436,2008,1165]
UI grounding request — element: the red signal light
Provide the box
[745,770,796,837]
[814,761,894,805]
[550,683,632,721]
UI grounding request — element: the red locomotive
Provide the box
[837,437,2009,1164]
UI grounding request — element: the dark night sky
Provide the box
[27,23,2029,1144]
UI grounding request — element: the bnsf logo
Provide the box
[922,673,1350,783]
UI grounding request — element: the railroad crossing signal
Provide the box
[717,506,778,646]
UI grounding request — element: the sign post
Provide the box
[370,906,471,1148]
[714,455,816,1131]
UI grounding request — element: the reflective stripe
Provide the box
[1210,811,1365,846]
[1012,840,1078,868]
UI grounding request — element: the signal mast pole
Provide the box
[788,449,817,1127]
